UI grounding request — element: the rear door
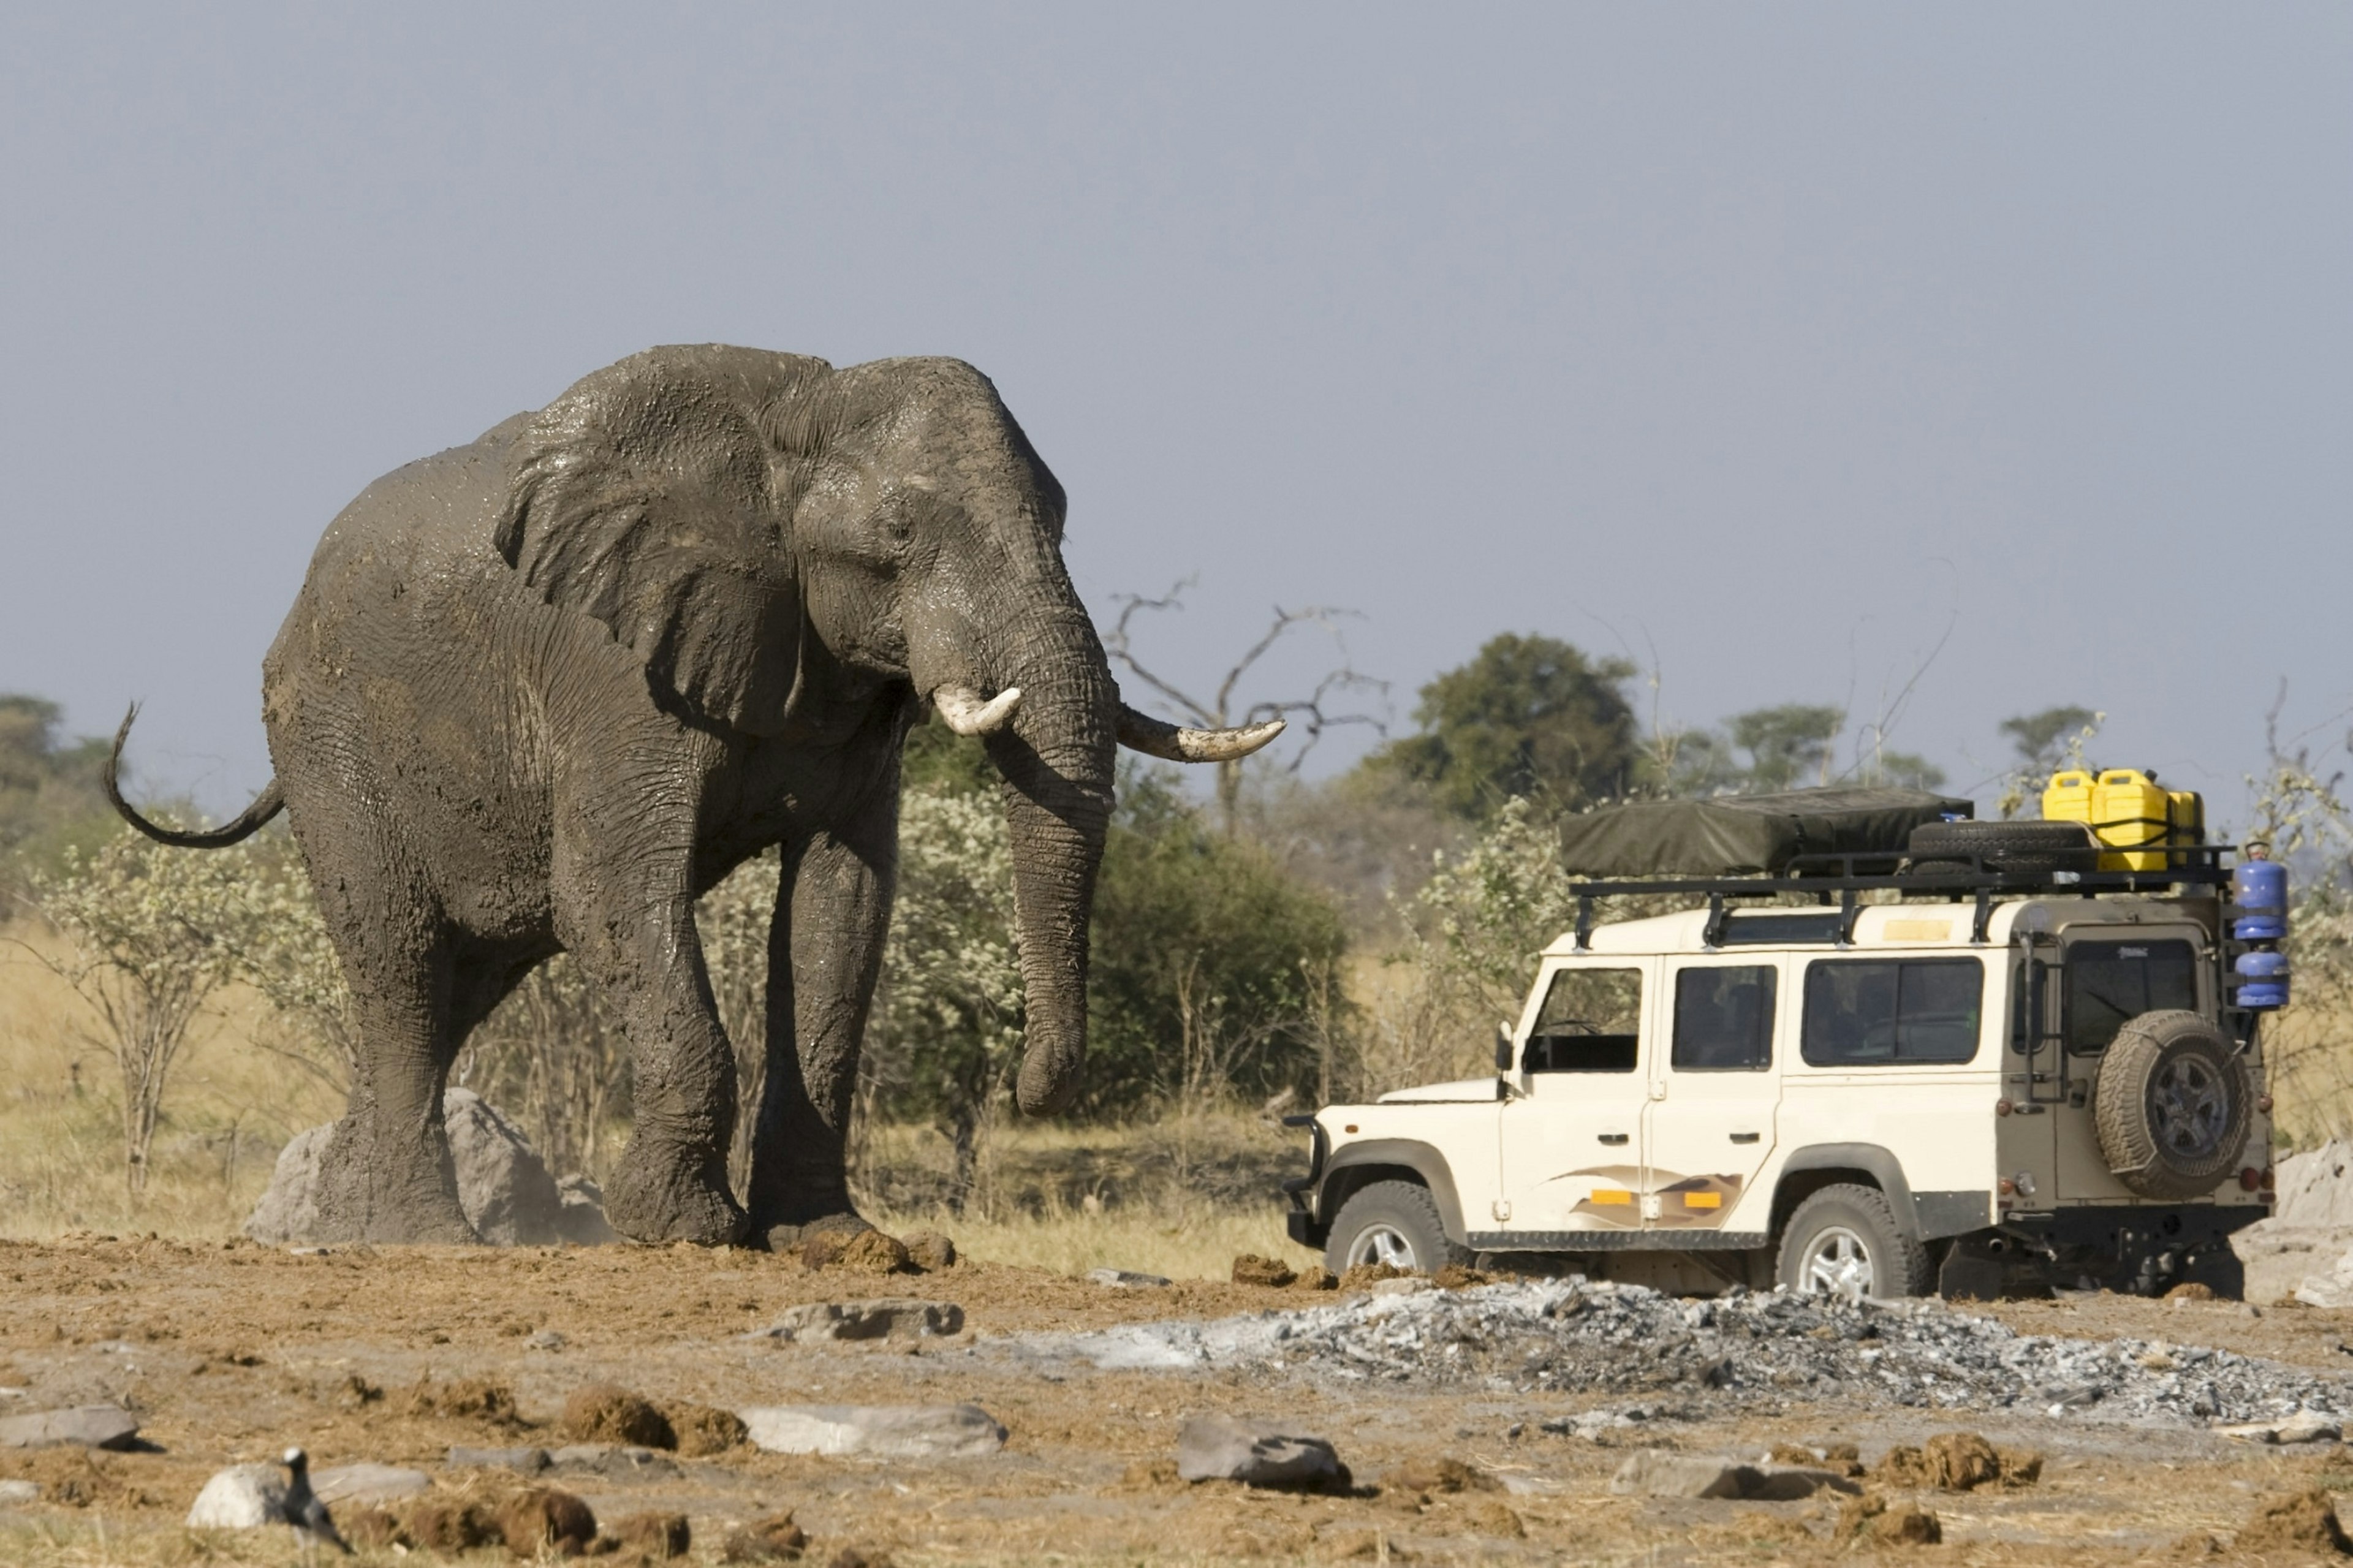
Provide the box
[1643,956,1784,1241]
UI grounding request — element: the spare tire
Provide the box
[1906,819,2099,875]
[2092,1010,2251,1200]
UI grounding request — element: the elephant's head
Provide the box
[491,345,1278,1115]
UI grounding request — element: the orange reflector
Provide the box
[1592,1189,1634,1206]
[1682,1192,1722,1209]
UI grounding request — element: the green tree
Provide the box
[1367,634,1639,819]
[1724,703,1847,792]
[0,695,116,892]
[1995,705,2102,819]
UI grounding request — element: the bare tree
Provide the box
[1104,579,1387,835]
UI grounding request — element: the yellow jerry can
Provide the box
[2093,768,2173,871]
[2043,770,2096,832]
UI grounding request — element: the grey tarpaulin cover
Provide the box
[1555,788,1976,877]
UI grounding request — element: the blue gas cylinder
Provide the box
[2235,948,2290,1010]
[2235,857,2288,941]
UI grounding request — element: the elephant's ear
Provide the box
[493,351,808,735]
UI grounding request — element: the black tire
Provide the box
[1323,1180,1471,1276]
[1775,1183,1932,1300]
[1906,819,2100,874]
[2093,1010,2251,1200]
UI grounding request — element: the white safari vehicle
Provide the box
[1285,790,2279,1300]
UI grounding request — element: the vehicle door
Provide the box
[1643,956,1784,1241]
[2051,927,2207,1200]
[1495,958,1656,1239]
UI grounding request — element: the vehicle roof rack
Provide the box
[1567,843,2235,951]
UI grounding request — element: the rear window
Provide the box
[2066,939,2197,1053]
[1525,966,1642,1074]
[1801,958,1984,1066]
[1672,964,1778,1070]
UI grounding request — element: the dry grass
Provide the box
[0,920,342,1238]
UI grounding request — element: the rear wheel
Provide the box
[1775,1184,1931,1301]
[1324,1180,1471,1276]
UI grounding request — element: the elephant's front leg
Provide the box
[557,852,749,1246]
[745,801,895,1248]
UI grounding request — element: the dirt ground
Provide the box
[6,1238,2353,1565]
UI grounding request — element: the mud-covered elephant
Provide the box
[108,345,1278,1246]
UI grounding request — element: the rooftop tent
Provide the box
[1555,788,1975,878]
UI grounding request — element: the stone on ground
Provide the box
[186,1464,287,1528]
[740,1403,1008,1460]
[445,1444,551,1473]
[1176,1414,1344,1487]
[0,1404,139,1450]
[0,1479,39,1506]
[245,1087,600,1246]
[901,1230,957,1271]
[311,1462,430,1505]
[752,1298,966,1342]
[1086,1267,1171,1288]
[2235,1488,2353,1556]
[1610,1450,1761,1499]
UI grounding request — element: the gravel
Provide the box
[1014,1279,2353,1430]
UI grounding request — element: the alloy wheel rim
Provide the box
[1798,1224,1876,1301]
[2149,1056,2228,1159]
[1347,1224,1417,1271]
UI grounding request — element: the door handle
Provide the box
[1597,1132,1629,1145]
[1730,1132,1760,1144]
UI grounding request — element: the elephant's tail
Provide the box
[104,703,286,849]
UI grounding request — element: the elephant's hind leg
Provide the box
[308,905,480,1244]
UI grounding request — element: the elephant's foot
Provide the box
[309,1117,482,1246]
[605,1138,748,1247]
[746,1173,870,1253]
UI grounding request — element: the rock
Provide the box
[2279,1411,2345,1444]
[561,1383,674,1449]
[2236,1488,2353,1556]
[608,1510,692,1559]
[1176,1414,1345,1487]
[901,1230,957,1271]
[803,1229,912,1273]
[0,1404,140,1450]
[311,1463,430,1505]
[1086,1267,1171,1289]
[549,1443,676,1475]
[741,1402,1008,1460]
[186,1464,287,1529]
[2217,1422,2284,1443]
[722,1510,809,1562]
[752,1299,965,1342]
[1610,1451,1760,1499]
[2274,1142,2353,1227]
[555,1173,616,1245]
[0,1479,39,1506]
[245,1088,577,1246]
[499,1487,597,1557]
[445,1444,551,1473]
[1232,1254,1297,1288]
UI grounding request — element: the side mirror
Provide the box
[1495,1020,1514,1073]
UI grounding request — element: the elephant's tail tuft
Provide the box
[104,703,286,849]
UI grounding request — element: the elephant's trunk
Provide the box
[982,610,1117,1117]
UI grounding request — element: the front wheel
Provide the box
[1775,1184,1931,1301]
[1324,1180,1471,1276]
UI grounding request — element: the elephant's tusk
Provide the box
[933,684,1023,736]
[1115,703,1286,763]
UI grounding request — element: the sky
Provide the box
[2,6,2347,830]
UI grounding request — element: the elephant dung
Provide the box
[0,1403,140,1450]
[246,1088,586,1246]
[1175,1415,1345,1488]
[739,1402,1007,1460]
[751,1298,965,1343]
[186,1464,287,1529]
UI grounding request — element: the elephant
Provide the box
[106,344,1280,1247]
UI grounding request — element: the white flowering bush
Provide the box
[22,830,273,1195]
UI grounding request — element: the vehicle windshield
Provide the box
[2066,938,2198,1052]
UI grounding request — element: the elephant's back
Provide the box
[303,412,534,586]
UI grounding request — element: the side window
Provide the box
[1801,958,1984,1066]
[2065,939,2198,1053]
[1672,964,1778,1070]
[1525,966,1642,1074]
